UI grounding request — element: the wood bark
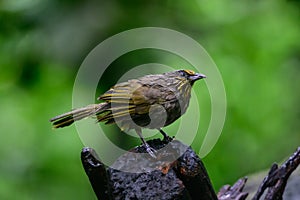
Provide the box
[81,139,300,200]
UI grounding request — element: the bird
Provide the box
[50,69,206,157]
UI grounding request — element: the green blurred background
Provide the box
[1,0,300,199]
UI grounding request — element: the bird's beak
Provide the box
[190,73,206,81]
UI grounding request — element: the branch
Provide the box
[252,147,300,200]
[217,178,248,200]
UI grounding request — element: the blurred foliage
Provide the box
[1,0,300,199]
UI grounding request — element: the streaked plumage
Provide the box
[50,69,206,157]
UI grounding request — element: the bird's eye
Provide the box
[183,70,195,76]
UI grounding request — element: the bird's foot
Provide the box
[144,143,157,158]
[163,135,173,143]
[158,129,173,143]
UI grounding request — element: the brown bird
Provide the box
[50,69,206,157]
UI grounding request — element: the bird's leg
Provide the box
[158,128,172,142]
[135,128,156,158]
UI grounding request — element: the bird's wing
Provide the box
[98,80,141,103]
[98,79,176,115]
[96,80,144,123]
[96,79,178,131]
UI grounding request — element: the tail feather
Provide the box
[50,103,106,128]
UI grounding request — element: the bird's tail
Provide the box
[50,103,107,128]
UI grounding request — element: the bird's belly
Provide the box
[163,99,189,127]
[129,98,189,129]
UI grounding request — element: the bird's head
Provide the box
[177,69,206,85]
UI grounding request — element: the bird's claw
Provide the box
[144,144,157,158]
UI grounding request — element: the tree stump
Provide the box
[81,139,300,200]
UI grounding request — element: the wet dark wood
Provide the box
[217,178,248,200]
[81,139,217,200]
[81,140,300,200]
[252,147,300,200]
